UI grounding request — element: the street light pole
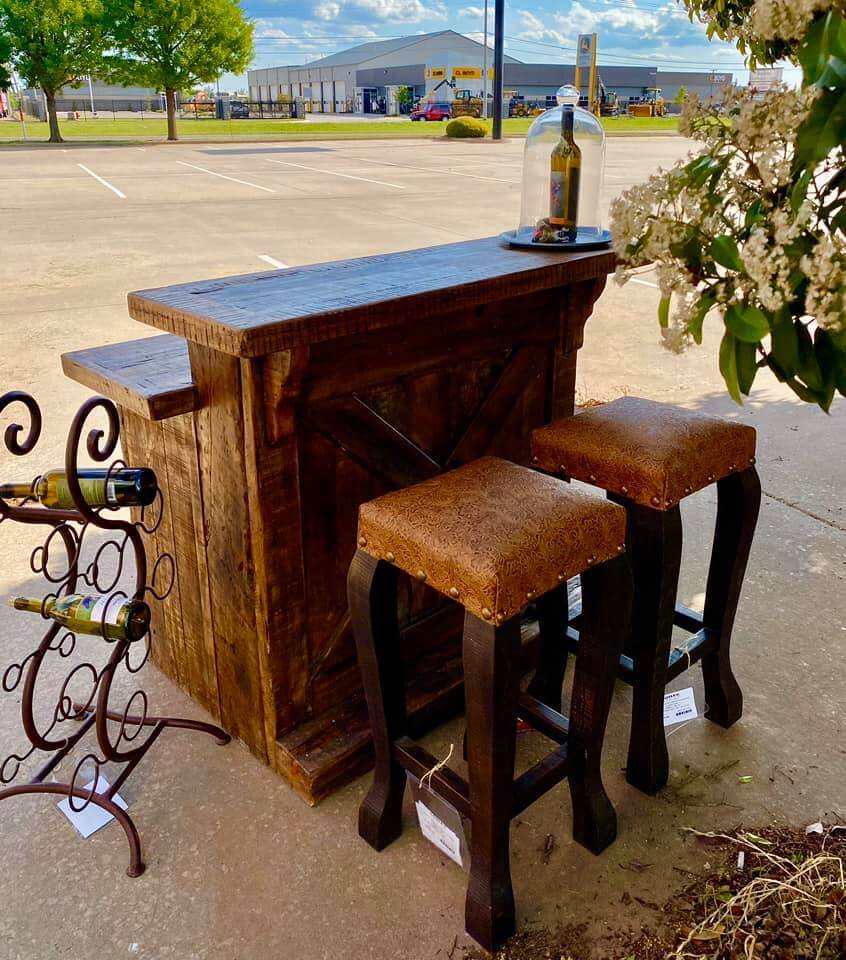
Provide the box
[87,75,96,115]
[492,0,505,139]
[481,0,489,120]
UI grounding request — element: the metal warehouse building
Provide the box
[248,30,732,115]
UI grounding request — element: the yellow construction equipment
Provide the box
[451,88,485,118]
[628,87,666,117]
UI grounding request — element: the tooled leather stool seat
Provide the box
[531,397,761,795]
[348,456,631,951]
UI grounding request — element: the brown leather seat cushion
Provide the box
[531,397,757,509]
[357,456,625,624]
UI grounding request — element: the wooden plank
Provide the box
[119,409,182,685]
[511,744,570,817]
[307,395,441,489]
[159,413,221,718]
[394,738,471,818]
[188,341,268,759]
[127,238,616,357]
[241,350,311,738]
[62,336,196,421]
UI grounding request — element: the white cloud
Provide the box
[324,0,448,22]
[314,1,342,19]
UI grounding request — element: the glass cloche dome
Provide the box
[513,85,609,248]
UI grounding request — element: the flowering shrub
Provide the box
[611,0,846,409]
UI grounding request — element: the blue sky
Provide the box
[227,0,762,91]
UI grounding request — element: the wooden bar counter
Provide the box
[62,237,614,804]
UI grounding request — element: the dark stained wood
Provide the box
[614,499,682,796]
[127,237,615,357]
[64,243,615,804]
[462,611,521,952]
[348,551,407,851]
[526,585,570,710]
[393,738,471,818]
[568,555,630,855]
[511,743,569,817]
[62,336,196,420]
[702,467,761,727]
[518,693,569,744]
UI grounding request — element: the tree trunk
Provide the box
[165,88,178,141]
[45,89,63,144]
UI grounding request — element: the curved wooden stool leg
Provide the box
[624,503,682,795]
[527,584,570,711]
[463,612,521,952]
[348,550,406,851]
[569,554,630,853]
[702,467,761,728]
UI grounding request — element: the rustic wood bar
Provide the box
[61,237,615,805]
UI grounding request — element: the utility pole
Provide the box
[87,75,96,115]
[481,0,489,120]
[492,0,504,139]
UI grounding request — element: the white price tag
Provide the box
[663,687,698,726]
[57,775,129,838]
[415,800,463,866]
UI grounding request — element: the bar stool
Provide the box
[348,456,630,951]
[531,397,761,795]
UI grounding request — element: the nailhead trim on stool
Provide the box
[531,396,756,509]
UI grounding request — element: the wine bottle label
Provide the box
[49,476,108,510]
[549,171,580,226]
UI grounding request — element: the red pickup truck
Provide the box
[410,102,451,121]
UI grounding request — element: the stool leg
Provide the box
[348,550,406,851]
[702,467,761,728]
[527,584,570,711]
[463,612,521,952]
[623,502,682,795]
[569,554,630,854]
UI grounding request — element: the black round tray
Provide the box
[501,228,613,251]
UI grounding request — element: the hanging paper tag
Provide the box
[407,773,469,869]
[663,687,698,726]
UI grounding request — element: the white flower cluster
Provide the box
[610,82,840,351]
[750,0,837,41]
[803,235,846,333]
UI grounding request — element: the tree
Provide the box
[673,84,687,106]
[106,0,253,141]
[395,85,413,113]
[611,0,846,410]
[0,0,107,142]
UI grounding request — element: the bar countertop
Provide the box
[127,236,616,358]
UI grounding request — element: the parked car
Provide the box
[410,102,451,121]
[230,100,250,119]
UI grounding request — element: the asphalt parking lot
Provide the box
[1,136,844,960]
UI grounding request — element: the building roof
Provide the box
[504,63,656,88]
[277,30,520,70]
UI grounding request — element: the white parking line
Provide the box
[175,160,276,193]
[77,163,126,198]
[347,155,519,184]
[258,255,288,269]
[265,158,405,189]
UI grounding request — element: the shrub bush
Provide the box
[445,116,488,138]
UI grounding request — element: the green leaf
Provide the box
[687,292,716,345]
[795,88,846,169]
[798,12,846,87]
[744,199,763,230]
[710,235,744,272]
[770,318,800,379]
[736,340,759,396]
[791,171,813,213]
[725,303,770,343]
[658,295,670,329]
[720,331,743,404]
[796,321,825,390]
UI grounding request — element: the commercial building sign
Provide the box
[576,34,596,69]
[426,67,447,79]
[453,67,482,79]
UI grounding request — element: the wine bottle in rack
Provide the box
[0,467,157,510]
[9,594,151,642]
